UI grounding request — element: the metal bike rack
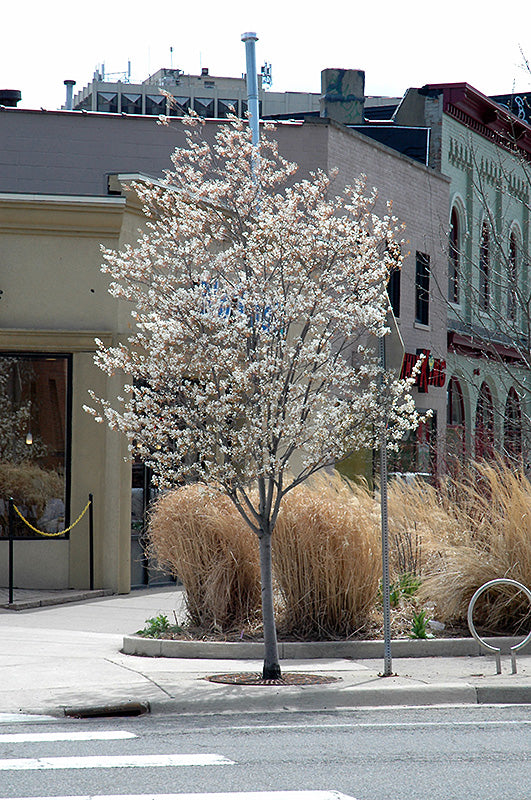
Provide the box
[467,578,531,674]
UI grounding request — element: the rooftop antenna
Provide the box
[261,62,272,89]
[170,46,173,68]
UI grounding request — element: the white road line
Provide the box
[221,719,531,732]
[0,753,234,770]
[0,713,58,724]
[0,731,136,743]
[0,793,356,800]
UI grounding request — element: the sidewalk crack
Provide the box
[104,657,175,698]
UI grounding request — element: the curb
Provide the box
[144,682,531,715]
[1,589,113,611]
[123,634,531,660]
[36,679,531,718]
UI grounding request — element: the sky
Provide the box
[2,1,531,111]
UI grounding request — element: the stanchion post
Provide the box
[8,497,14,605]
[88,493,94,590]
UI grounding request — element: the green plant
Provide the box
[137,614,178,638]
[399,572,422,598]
[381,573,422,608]
[409,609,434,639]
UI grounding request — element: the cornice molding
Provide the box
[0,194,126,236]
[0,330,113,352]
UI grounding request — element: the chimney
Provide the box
[320,69,365,124]
[64,79,76,110]
[0,89,21,107]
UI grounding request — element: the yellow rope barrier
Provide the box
[12,499,92,537]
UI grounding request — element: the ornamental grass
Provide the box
[272,473,381,639]
[147,484,261,631]
[418,461,531,634]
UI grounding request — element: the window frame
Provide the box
[415,251,430,326]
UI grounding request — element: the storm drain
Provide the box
[64,700,150,718]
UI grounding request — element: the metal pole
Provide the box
[378,336,393,676]
[241,32,259,146]
[8,497,14,605]
[88,493,94,590]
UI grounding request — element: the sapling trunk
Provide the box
[258,528,281,679]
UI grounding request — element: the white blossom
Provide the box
[86,116,420,676]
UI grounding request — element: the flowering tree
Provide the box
[88,116,419,678]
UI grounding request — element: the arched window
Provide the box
[475,382,494,459]
[447,376,465,461]
[479,220,490,312]
[508,231,518,322]
[504,388,521,460]
[448,207,460,304]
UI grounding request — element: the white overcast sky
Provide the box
[2,1,531,111]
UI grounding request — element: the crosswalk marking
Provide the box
[0,793,357,800]
[0,731,136,743]
[0,753,234,770]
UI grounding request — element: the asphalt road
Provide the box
[0,704,530,800]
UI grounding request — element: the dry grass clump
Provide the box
[419,462,531,633]
[0,461,64,537]
[148,485,261,631]
[272,473,381,639]
[386,476,460,578]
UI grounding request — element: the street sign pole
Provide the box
[379,308,404,677]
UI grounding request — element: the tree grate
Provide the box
[205,672,340,685]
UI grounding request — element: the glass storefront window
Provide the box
[0,355,70,538]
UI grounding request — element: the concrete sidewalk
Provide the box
[0,586,530,718]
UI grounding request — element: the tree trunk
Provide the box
[258,529,281,679]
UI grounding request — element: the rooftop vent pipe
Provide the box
[64,79,76,110]
[0,90,21,107]
[241,31,259,146]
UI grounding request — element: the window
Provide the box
[479,221,490,311]
[388,411,438,478]
[0,355,70,538]
[121,93,142,114]
[97,92,118,113]
[145,95,166,115]
[241,100,263,118]
[475,382,494,459]
[508,231,518,322]
[194,97,215,118]
[504,388,521,460]
[415,251,430,325]
[218,99,238,118]
[170,96,190,116]
[387,263,401,318]
[446,377,465,462]
[448,207,460,303]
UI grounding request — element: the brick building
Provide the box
[395,84,531,466]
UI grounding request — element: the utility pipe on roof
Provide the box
[241,31,259,146]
